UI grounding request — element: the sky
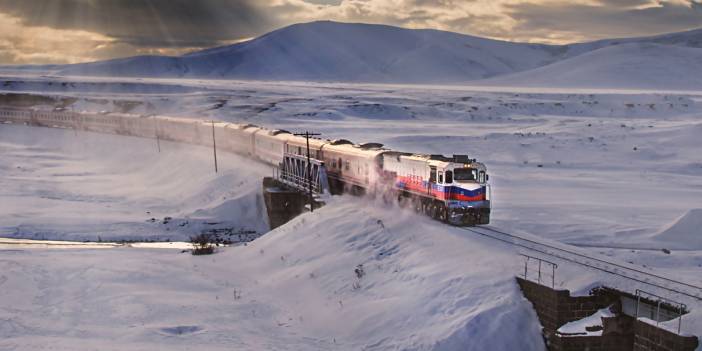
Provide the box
[0,0,700,65]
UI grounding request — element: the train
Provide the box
[0,108,491,225]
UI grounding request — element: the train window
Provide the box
[446,171,453,184]
[438,171,444,184]
[429,168,436,182]
[338,158,342,170]
[453,168,477,182]
[332,159,337,168]
[479,171,486,183]
[345,161,350,171]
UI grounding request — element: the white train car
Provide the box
[220,123,255,155]
[253,129,289,165]
[155,116,201,144]
[322,141,385,192]
[0,108,32,124]
[285,135,327,161]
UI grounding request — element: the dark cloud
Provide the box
[0,0,275,48]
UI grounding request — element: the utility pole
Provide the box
[154,118,161,153]
[71,105,77,136]
[211,120,218,173]
[294,131,320,212]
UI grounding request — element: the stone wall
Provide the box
[517,277,699,351]
[516,278,618,332]
[262,177,307,229]
[634,320,699,351]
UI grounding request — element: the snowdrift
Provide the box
[654,209,702,249]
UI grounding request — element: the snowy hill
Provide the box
[55,21,564,82]
[479,43,702,90]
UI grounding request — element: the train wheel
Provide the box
[439,206,448,223]
[429,204,439,219]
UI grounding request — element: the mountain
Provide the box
[55,21,565,83]
[40,22,702,87]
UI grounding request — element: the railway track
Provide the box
[461,226,702,301]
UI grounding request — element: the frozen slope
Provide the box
[55,21,563,82]
[0,197,545,351]
[479,43,702,90]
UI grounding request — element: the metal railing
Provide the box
[520,254,558,289]
[635,289,687,334]
[274,153,330,196]
[462,226,702,301]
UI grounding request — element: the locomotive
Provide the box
[0,108,490,225]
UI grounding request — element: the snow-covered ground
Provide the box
[0,124,270,241]
[1,77,702,349]
[0,197,548,351]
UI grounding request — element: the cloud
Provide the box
[505,0,702,43]
[0,12,115,64]
[0,0,272,48]
[269,0,702,44]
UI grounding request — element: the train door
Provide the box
[429,166,436,195]
[445,170,453,200]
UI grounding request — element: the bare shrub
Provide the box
[190,234,215,255]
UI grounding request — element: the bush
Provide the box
[190,234,215,255]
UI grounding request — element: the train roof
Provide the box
[284,135,328,149]
[323,142,388,158]
[396,153,485,168]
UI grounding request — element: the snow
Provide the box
[654,209,702,250]
[0,197,546,351]
[557,307,614,336]
[0,124,271,242]
[479,43,702,90]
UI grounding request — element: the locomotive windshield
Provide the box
[453,168,477,182]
